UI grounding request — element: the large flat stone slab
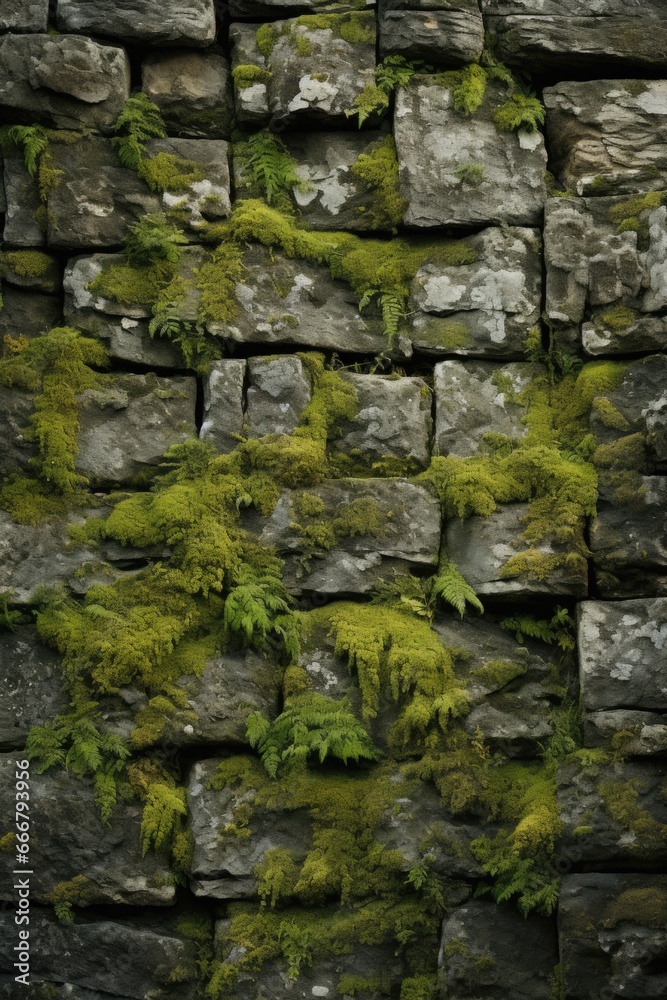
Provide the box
[57,0,217,47]
[394,75,547,227]
[379,7,484,65]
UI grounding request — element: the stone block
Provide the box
[0,385,36,476]
[394,75,547,227]
[0,287,62,340]
[0,0,49,32]
[0,251,61,295]
[379,8,484,65]
[0,627,67,751]
[57,0,217,47]
[246,355,312,438]
[200,359,246,453]
[142,49,234,138]
[2,151,44,248]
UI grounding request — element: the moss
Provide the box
[603,887,667,929]
[0,250,59,287]
[595,304,639,333]
[350,135,406,231]
[255,22,285,58]
[471,659,527,689]
[232,64,272,89]
[337,973,393,996]
[608,192,664,250]
[0,832,15,852]
[591,397,631,431]
[88,258,176,309]
[455,164,485,187]
[294,12,375,46]
[452,64,487,116]
[599,778,667,858]
[37,148,64,201]
[295,36,312,56]
[138,153,205,193]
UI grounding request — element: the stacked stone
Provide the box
[0,2,666,1000]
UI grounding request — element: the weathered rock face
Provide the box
[378,7,484,64]
[590,355,667,473]
[394,76,547,227]
[2,151,44,248]
[558,873,667,1000]
[57,0,217,47]
[200,359,246,452]
[0,0,49,32]
[230,15,376,124]
[0,386,35,475]
[142,49,235,138]
[0,511,98,604]
[545,80,667,197]
[591,478,667,599]
[0,34,130,131]
[545,195,667,352]
[0,287,63,340]
[246,355,312,438]
[409,226,543,358]
[0,627,67,750]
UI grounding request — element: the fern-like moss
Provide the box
[111,92,167,170]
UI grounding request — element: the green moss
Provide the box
[232,64,272,89]
[604,887,667,929]
[351,135,406,231]
[608,192,664,250]
[294,12,375,45]
[471,659,527,689]
[455,164,485,187]
[138,153,205,193]
[0,250,59,286]
[591,397,630,431]
[452,64,487,116]
[599,778,667,859]
[337,973,394,996]
[195,242,246,326]
[37,148,64,201]
[88,258,177,309]
[295,36,312,56]
[255,22,285,58]
[595,304,639,333]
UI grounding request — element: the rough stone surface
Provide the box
[409,226,543,358]
[200,359,246,452]
[0,385,35,476]
[246,355,312,438]
[446,504,589,599]
[0,34,130,131]
[584,709,667,757]
[0,755,175,906]
[0,627,67,750]
[379,9,484,64]
[142,49,235,138]
[75,374,197,485]
[144,137,231,230]
[434,361,537,458]
[394,76,547,227]
[230,15,376,124]
[57,0,217,47]
[545,195,667,352]
[545,80,667,197]
[330,372,432,468]
[439,898,559,1000]
[0,511,97,604]
[2,152,44,248]
[230,0,374,11]
[0,287,63,341]
[558,873,667,1000]
[0,0,49,32]
[591,478,667,599]
[0,251,61,295]
[251,478,441,594]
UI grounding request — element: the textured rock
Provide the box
[142,49,234,139]
[0,909,200,1000]
[545,80,667,197]
[234,131,403,232]
[434,361,537,458]
[229,0,374,11]
[57,0,217,47]
[246,355,312,438]
[251,478,441,594]
[558,758,667,868]
[379,8,484,65]
[210,245,391,354]
[0,627,67,751]
[0,0,49,32]
[2,151,44,248]
[0,385,35,476]
[394,76,547,227]
[0,251,61,295]
[558,874,667,1000]
[487,12,667,75]
[545,195,667,352]
[230,15,376,124]
[409,226,543,358]
[144,137,231,231]
[590,354,667,474]
[0,287,63,341]
[578,598,667,713]
[439,899,558,1000]
[0,756,175,906]
[584,710,667,757]
[0,34,130,131]
[591,478,667,599]
[329,372,432,469]
[0,511,99,604]
[446,504,589,599]
[75,374,197,485]
[200,359,246,452]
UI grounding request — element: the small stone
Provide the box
[200,359,246,453]
[142,49,234,138]
[246,355,312,438]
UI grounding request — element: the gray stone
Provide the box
[434,614,570,756]
[0,627,67,751]
[2,151,44,248]
[0,909,200,1000]
[234,130,404,232]
[0,251,61,295]
[545,80,667,197]
[434,361,538,458]
[439,898,558,1000]
[144,137,231,231]
[211,244,392,355]
[200,359,246,452]
[394,75,547,227]
[142,49,234,139]
[558,873,667,1000]
[0,756,175,906]
[591,477,667,599]
[0,385,36,476]
[0,287,62,340]
[558,757,667,867]
[230,15,376,124]
[0,981,129,1000]
[545,195,667,352]
[409,226,543,358]
[57,0,217,47]
[578,598,667,713]
[253,478,441,594]
[246,355,312,438]
[487,12,667,75]
[590,354,667,474]
[75,373,197,486]
[0,34,130,132]
[230,0,374,11]
[445,504,589,599]
[330,372,432,469]
[0,0,49,32]
[584,710,667,757]
[379,9,484,64]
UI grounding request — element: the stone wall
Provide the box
[0,2,666,1000]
